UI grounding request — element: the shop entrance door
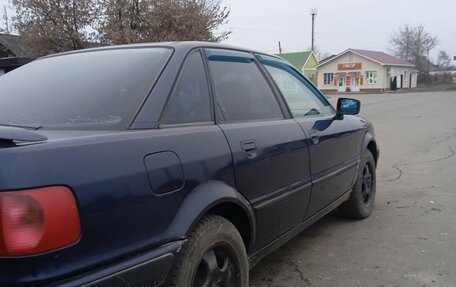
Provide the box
[351,75,360,92]
[338,75,345,92]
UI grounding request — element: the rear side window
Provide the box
[161,51,212,125]
[206,49,283,122]
[0,48,172,130]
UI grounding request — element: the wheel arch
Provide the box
[205,202,253,252]
[165,180,256,253]
[363,132,379,166]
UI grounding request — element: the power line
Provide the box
[227,26,304,34]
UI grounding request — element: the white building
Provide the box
[317,48,418,93]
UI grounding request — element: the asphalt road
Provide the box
[249,90,456,287]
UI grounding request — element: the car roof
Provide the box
[39,41,283,61]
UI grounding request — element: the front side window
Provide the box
[323,73,334,85]
[365,71,378,84]
[0,48,172,130]
[206,49,283,122]
[161,51,212,125]
[259,55,333,117]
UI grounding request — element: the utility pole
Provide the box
[278,41,282,54]
[310,8,318,52]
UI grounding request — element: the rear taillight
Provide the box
[0,186,80,257]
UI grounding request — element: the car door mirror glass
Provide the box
[337,98,360,116]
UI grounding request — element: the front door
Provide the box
[338,74,345,92]
[205,49,312,249]
[351,75,360,92]
[295,116,363,216]
[258,56,364,218]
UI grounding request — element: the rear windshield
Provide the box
[0,47,172,130]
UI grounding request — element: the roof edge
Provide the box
[316,48,414,68]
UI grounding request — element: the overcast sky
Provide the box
[217,0,456,61]
[1,0,455,61]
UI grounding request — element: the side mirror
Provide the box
[335,98,360,120]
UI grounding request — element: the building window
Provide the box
[323,73,334,85]
[404,71,408,81]
[365,71,378,84]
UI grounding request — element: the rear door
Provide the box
[258,55,362,217]
[205,49,312,248]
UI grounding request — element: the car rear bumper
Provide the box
[51,240,186,287]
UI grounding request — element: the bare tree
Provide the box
[390,24,414,62]
[9,0,230,55]
[12,0,100,55]
[309,46,331,62]
[390,24,438,73]
[98,0,148,44]
[437,50,451,70]
[99,0,230,45]
[1,5,10,33]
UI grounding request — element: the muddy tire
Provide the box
[339,150,376,219]
[169,215,249,287]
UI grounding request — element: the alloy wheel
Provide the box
[193,245,240,287]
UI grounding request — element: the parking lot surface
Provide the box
[250,90,456,287]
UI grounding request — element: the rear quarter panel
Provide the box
[0,126,233,285]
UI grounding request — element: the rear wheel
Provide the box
[339,150,376,219]
[170,215,249,287]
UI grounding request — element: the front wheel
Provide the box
[169,215,249,287]
[339,150,376,219]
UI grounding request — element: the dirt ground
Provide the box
[250,90,456,287]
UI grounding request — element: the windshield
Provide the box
[0,47,172,130]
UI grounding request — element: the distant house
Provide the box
[316,48,418,93]
[0,34,35,75]
[430,70,456,84]
[319,54,337,64]
[277,51,318,85]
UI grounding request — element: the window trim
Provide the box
[203,48,288,124]
[364,70,378,85]
[159,121,215,129]
[256,54,336,118]
[253,55,293,120]
[323,73,334,85]
[158,48,215,128]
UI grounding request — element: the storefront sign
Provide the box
[338,63,362,71]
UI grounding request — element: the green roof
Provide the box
[277,51,312,70]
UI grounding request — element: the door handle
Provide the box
[308,131,320,145]
[240,140,257,151]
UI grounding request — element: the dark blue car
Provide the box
[0,42,379,287]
